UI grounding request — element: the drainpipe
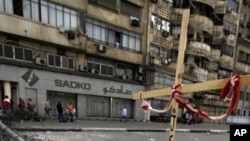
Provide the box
[0,121,25,141]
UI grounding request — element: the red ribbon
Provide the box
[140,74,241,120]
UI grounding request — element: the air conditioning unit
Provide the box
[138,76,146,82]
[161,58,172,65]
[97,44,107,52]
[79,65,88,72]
[138,67,146,75]
[131,19,140,27]
[91,69,99,74]
[122,74,129,80]
[35,57,46,66]
[67,31,75,40]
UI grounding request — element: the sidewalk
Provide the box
[14,119,230,134]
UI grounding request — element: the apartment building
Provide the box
[0,0,249,122]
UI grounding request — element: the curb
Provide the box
[15,127,229,134]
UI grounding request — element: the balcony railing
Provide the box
[224,11,239,25]
[189,14,213,34]
[151,30,174,50]
[186,41,211,58]
[224,34,237,46]
[192,68,208,81]
[209,49,221,61]
[192,0,216,9]
[214,1,226,14]
[212,26,224,38]
[207,72,218,80]
[235,62,250,73]
[220,55,234,68]
[152,4,172,21]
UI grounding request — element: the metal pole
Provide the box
[0,121,25,141]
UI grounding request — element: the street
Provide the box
[19,131,229,141]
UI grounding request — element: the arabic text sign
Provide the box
[103,85,132,95]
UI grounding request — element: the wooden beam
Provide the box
[132,74,250,100]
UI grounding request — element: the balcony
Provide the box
[212,26,224,38]
[209,49,221,61]
[192,0,216,9]
[152,4,173,21]
[235,62,250,73]
[224,34,237,46]
[220,55,234,68]
[151,30,174,50]
[207,72,218,80]
[189,14,213,34]
[0,13,85,50]
[192,68,208,82]
[86,41,143,65]
[186,41,211,58]
[214,1,226,14]
[224,11,239,25]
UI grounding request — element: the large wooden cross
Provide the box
[132,9,250,141]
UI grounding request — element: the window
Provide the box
[89,0,117,11]
[86,56,114,77]
[0,0,13,14]
[150,45,170,59]
[222,45,234,56]
[86,18,142,53]
[3,0,80,31]
[120,0,141,19]
[0,43,33,61]
[223,21,237,34]
[218,69,231,79]
[226,0,239,12]
[154,73,175,88]
[116,64,135,80]
[48,54,75,69]
[151,15,171,32]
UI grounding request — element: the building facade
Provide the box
[0,0,249,123]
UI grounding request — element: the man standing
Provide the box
[44,99,53,119]
[56,101,64,122]
[2,95,10,114]
[120,106,127,123]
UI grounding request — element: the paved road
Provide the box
[15,119,229,133]
[19,131,229,141]
[13,119,231,141]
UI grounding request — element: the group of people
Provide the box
[1,95,36,120]
[44,99,75,122]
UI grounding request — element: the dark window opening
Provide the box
[15,47,24,60]
[48,54,54,66]
[13,0,23,16]
[4,45,13,58]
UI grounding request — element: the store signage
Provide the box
[103,85,132,95]
[55,79,91,90]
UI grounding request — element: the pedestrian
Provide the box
[18,97,26,110]
[120,106,127,123]
[2,95,10,114]
[192,112,198,125]
[184,111,190,124]
[65,102,75,121]
[56,101,64,122]
[44,99,53,119]
[27,98,35,117]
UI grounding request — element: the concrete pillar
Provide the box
[4,81,11,99]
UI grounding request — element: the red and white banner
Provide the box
[140,74,240,120]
